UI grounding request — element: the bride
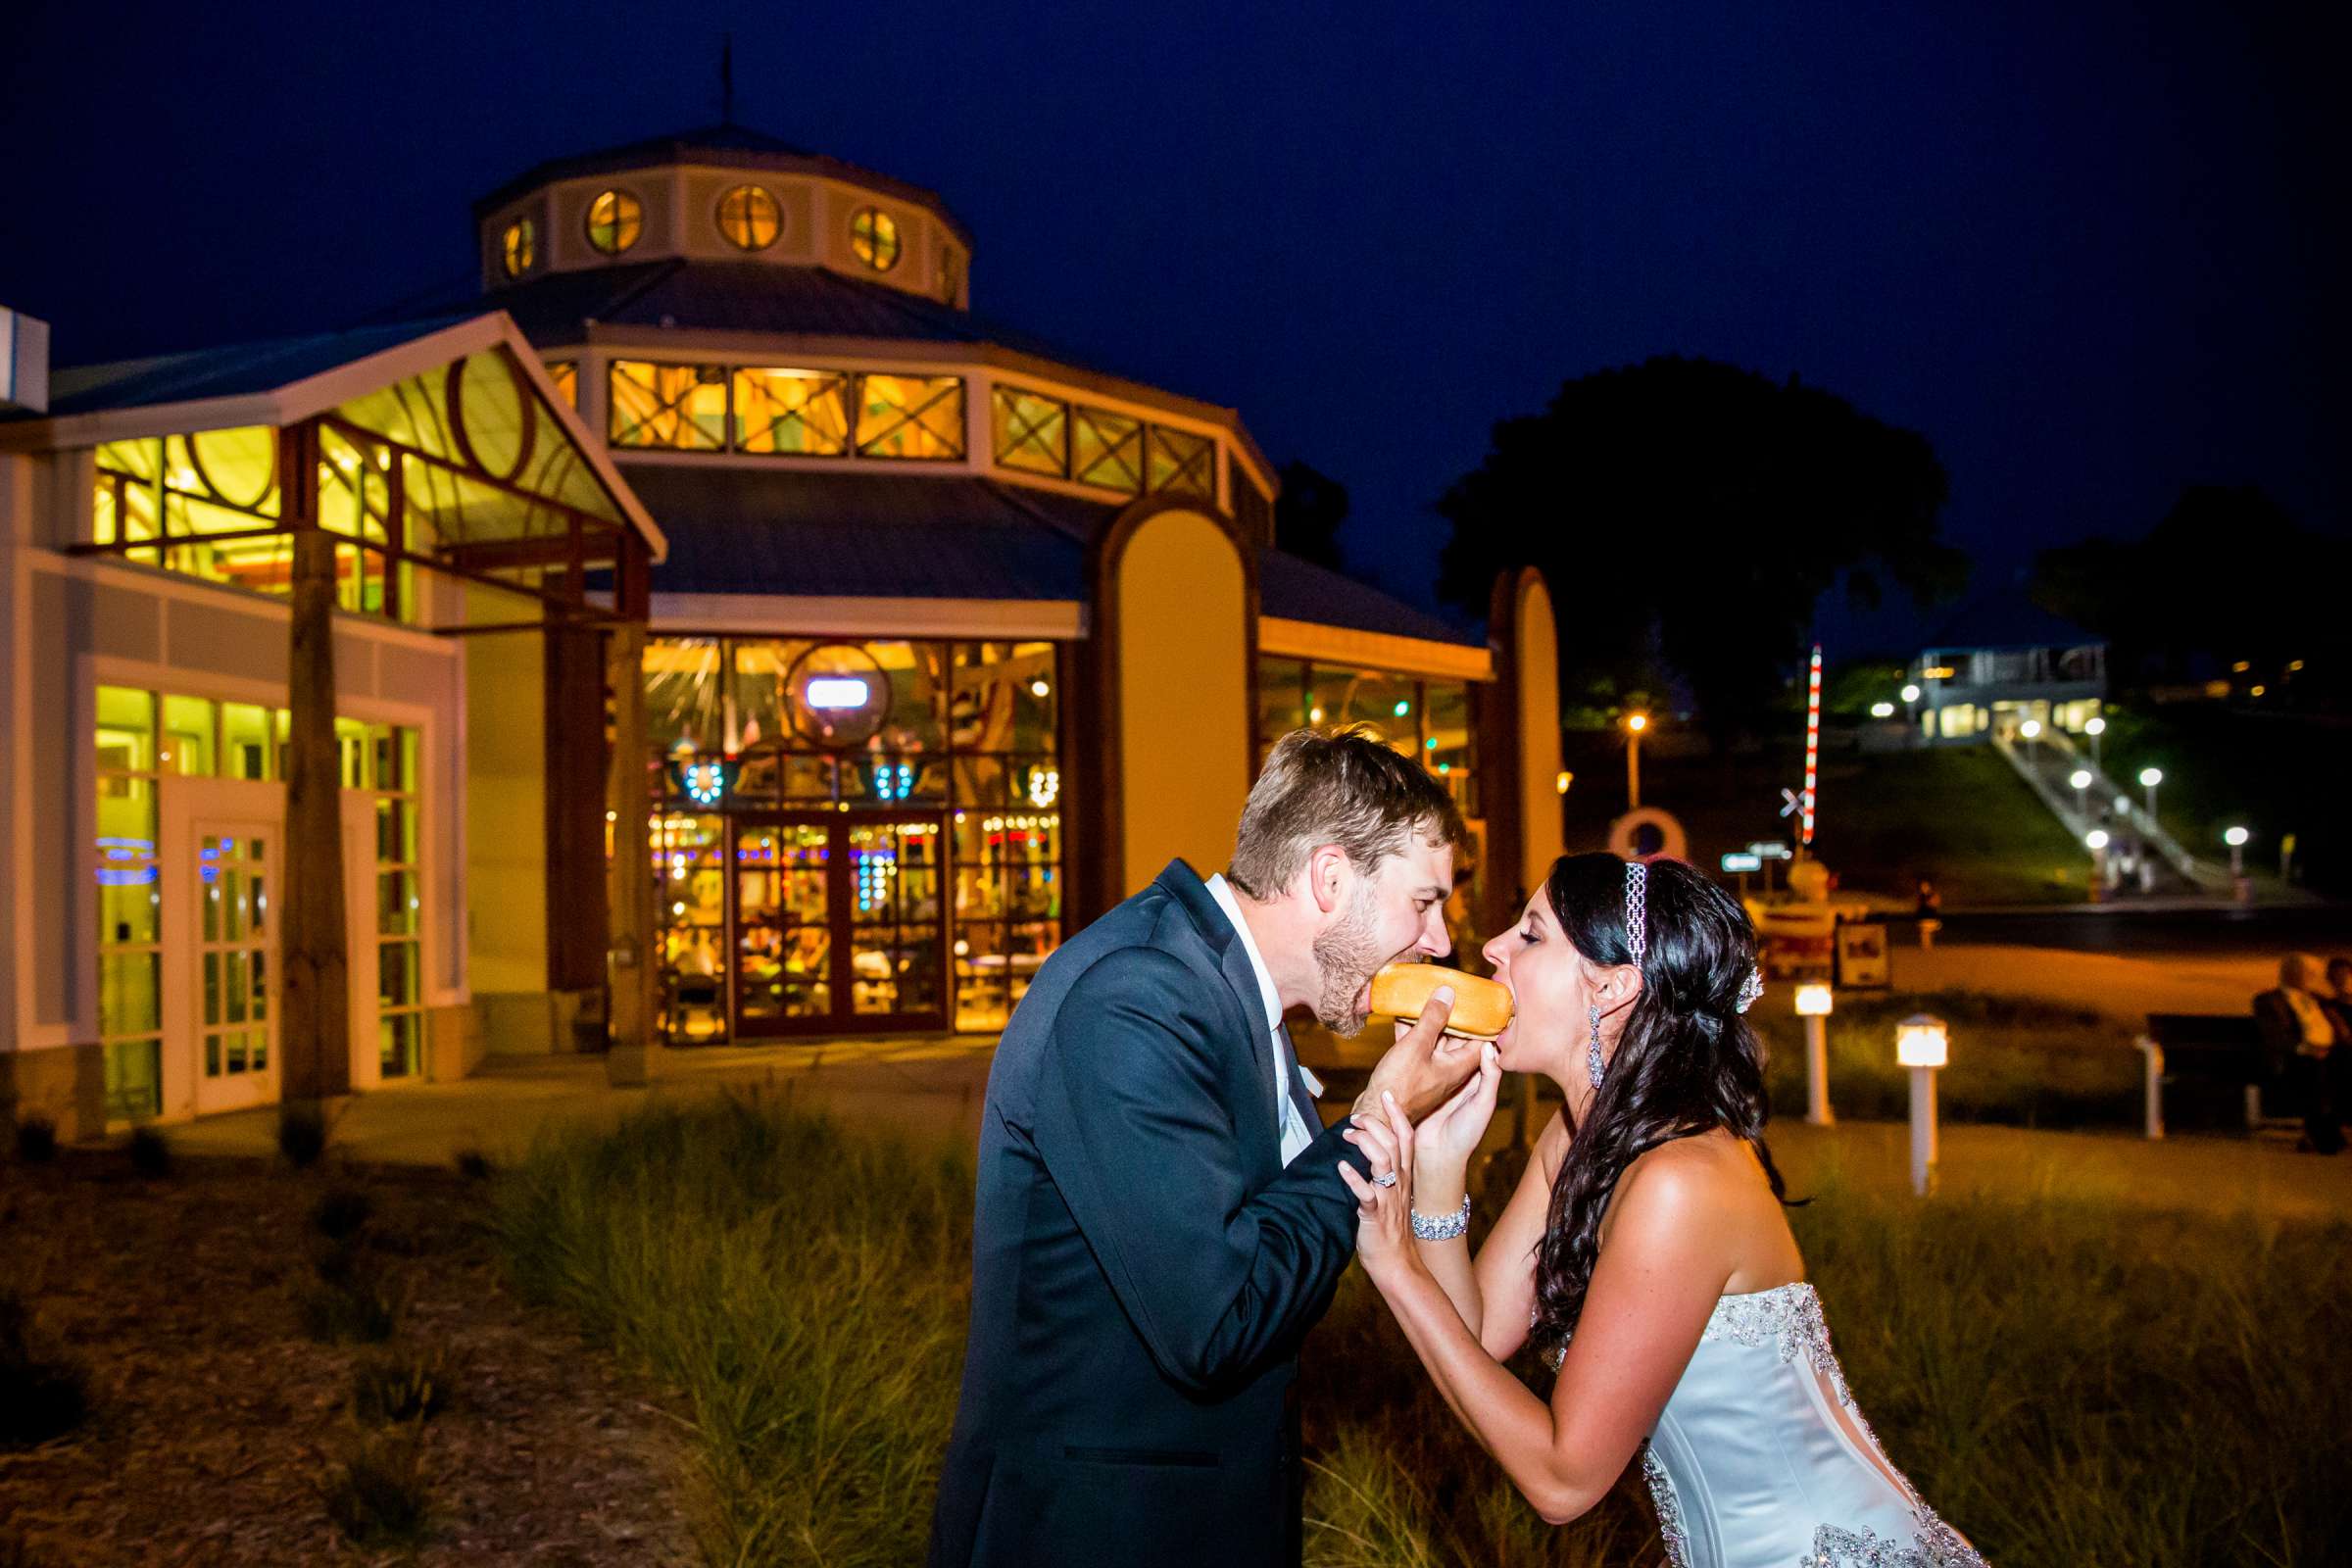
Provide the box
[1339,853,1987,1567]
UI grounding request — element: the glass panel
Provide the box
[717,183,783,250]
[185,426,279,513]
[161,695,217,776]
[1071,407,1143,493]
[547,361,578,409]
[379,1010,420,1078]
[735,822,832,1022]
[97,686,156,772]
[1258,657,1309,752]
[203,951,221,1026]
[1147,426,1216,499]
[222,703,275,780]
[99,874,161,947]
[1425,681,1475,812]
[609,360,727,451]
[378,870,417,934]
[855,374,965,461]
[732,368,850,456]
[585,188,643,255]
[850,208,902,271]
[97,776,158,846]
[379,940,418,1007]
[502,218,534,277]
[221,868,245,942]
[1330,669,1422,752]
[104,1038,163,1122]
[991,386,1068,476]
[454,352,531,479]
[101,953,161,1037]
[226,951,250,1024]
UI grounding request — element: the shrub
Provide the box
[319,1422,431,1547]
[12,1116,58,1164]
[350,1347,451,1426]
[0,1291,90,1447]
[311,1185,373,1242]
[125,1126,172,1180]
[277,1102,328,1168]
[298,1256,405,1346]
[454,1149,493,1182]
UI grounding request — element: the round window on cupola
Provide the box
[850,207,902,272]
[500,218,536,277]
[717,183,783,251]
[586,188,643,255]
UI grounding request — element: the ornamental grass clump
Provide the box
[318,1421,432,1548]
[0,1290,89,1448]
[350,1346,451,1427]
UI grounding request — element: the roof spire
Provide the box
[719,32,735,126]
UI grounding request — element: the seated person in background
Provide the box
[2254,954,2347,1154]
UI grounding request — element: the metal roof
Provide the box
[473,124,970,244]
[623,466,1106,600]
[21,316,471,419]
[1258,549,1486,648]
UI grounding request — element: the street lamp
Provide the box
[1894,1014,1948,1197]
[1624,710,1649,809]
[2083,714,2106,768]
[1900,683,1922,704]
[1795,983,1835,1126]
[2069,768,2092,816]
[2138,766,2163,824]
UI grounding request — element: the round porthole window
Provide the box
[585,189,643,256]
[717,183,783,251]
[500,218,535,277]
[785,644,893,748]
[850,207,901,272]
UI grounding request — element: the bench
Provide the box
[2137,1011,2303,1139]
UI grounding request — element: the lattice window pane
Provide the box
[855,374,965,461]
[733,368,850,456]
[609,361,727,451]
[1071,407,1143,493]
[1147,426,1215,499]
[992,387,1067,476]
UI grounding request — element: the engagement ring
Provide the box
[1370,1171,1398,1188]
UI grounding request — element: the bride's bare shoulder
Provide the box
[1614,1132,1761,1221]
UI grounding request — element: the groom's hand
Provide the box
[1352,990,1482,1125]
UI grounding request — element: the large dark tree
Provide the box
[1437,356,1963,743]
[2034,484,2347,685]
[1273,460,1350,569]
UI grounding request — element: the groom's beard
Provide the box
[1310,882,1389,1037]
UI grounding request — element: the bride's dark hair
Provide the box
[1531,853,1790,1350]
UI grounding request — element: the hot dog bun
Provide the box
[1368,962,1514,1040]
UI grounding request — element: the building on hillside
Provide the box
[0,125,1566,1137]
[1909,597,2106,744]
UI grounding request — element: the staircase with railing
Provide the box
[1988,726,2233,894]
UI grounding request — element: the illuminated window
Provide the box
[501,218,535,277]
[850,208,902,271]
[1147,426,1215,499]
[992,386,1067,476]
[717,183,783,250]
[609,360,727,450]
[856,373,964,460]
[585,189,643,256]
[546,361,577,409]
[1071,407,1143,493]
[732,368,850,456]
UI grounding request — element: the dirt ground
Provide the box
[0,1147,698,1567]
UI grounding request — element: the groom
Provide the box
[929,727,1477,1568]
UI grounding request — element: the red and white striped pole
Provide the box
[1801,645,1822,852]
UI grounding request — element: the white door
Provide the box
[159,777,380,1118]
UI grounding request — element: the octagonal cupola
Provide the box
[474,125,971,308]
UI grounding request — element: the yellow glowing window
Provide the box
[993,387,1067,476]
[1146,426,1215,499]
[850,208,902,272]
[501,218,535,277]
[733,368,850,456]
[609,361,727,451]
[547,361,578,409]
[855,374,963,460]
[1071,407,1143,493]
[586,189,643,256]
[718,184,783,250]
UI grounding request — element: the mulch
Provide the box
[0,1146,699,1567]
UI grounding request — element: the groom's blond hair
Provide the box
[1227,726,1466,901]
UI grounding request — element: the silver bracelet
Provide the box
[1410,1195,1472,1242]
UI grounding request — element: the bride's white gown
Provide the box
[1559,1282,1988,1567]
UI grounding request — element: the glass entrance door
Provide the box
[190,819,278,1114]
[730,812,946,1035]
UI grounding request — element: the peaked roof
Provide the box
[26,316,470,419]
[1257,550,1484,648]
[473,123,970,244]
[1923,595,2104,653]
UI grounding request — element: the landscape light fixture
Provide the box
[2085,829,2110,851]
[1870,702,1895,718]
[2225,824,2250,877]
[1895,1014,1948,1196]
[1900,684,1922,704]
[1623,711,1648,808]
[2138,766,2163,821]
[1795,983,1834,1125]
[2083,713,2107,766]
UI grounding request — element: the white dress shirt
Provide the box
[1205,873,1316,1165]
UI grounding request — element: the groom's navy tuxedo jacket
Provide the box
[927,859,1372,1568]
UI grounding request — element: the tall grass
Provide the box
[496,1095,2350,1567]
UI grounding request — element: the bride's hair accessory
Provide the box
[1368,1170,1398,1188]
[1623,858,1649,970]
[1410,1195,1472,1241]
[1737,965,1765,1013]
[1587,1002,1606,1088]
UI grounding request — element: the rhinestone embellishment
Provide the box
[1641,1444,1692,1568]
[1801,1519,1988,1567]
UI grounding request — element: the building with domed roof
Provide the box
[0,126,1564,1137]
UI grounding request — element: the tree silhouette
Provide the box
[1274,460,1350,569]
[1437,356,1963,744]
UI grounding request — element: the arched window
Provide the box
[586,189,643,256]
[500,218,536,278]
[717,184,783,251]
[850,208,902,272]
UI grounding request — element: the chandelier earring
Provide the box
[1587,1002,1606,1088]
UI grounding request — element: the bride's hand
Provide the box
[1339,1091,1418,1282]
[1413,1039,1501,1180]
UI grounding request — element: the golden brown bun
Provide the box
[1369,962,1514,1039]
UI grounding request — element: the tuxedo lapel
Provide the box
[1153,860,1281,1152]
[1281,1024,1326,1134]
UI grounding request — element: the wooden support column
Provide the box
[605,538,658,1085]
[280,419,352,1103]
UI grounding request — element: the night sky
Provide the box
[4,0,2341,653]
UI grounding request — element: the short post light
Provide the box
[1900,683,1923,746]
[1624,710,1649,809]
[2069,768,2092,817]
[2084,713,2106,768]
[2225,825,2251,903]
[1794,983,1835,1126]
[2085,828,2111,900]
[1895,1013,1948,1197]
[2018,717,2042,767]
[2138,766,2163,823]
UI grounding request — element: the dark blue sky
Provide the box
[3,0,2340,653]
